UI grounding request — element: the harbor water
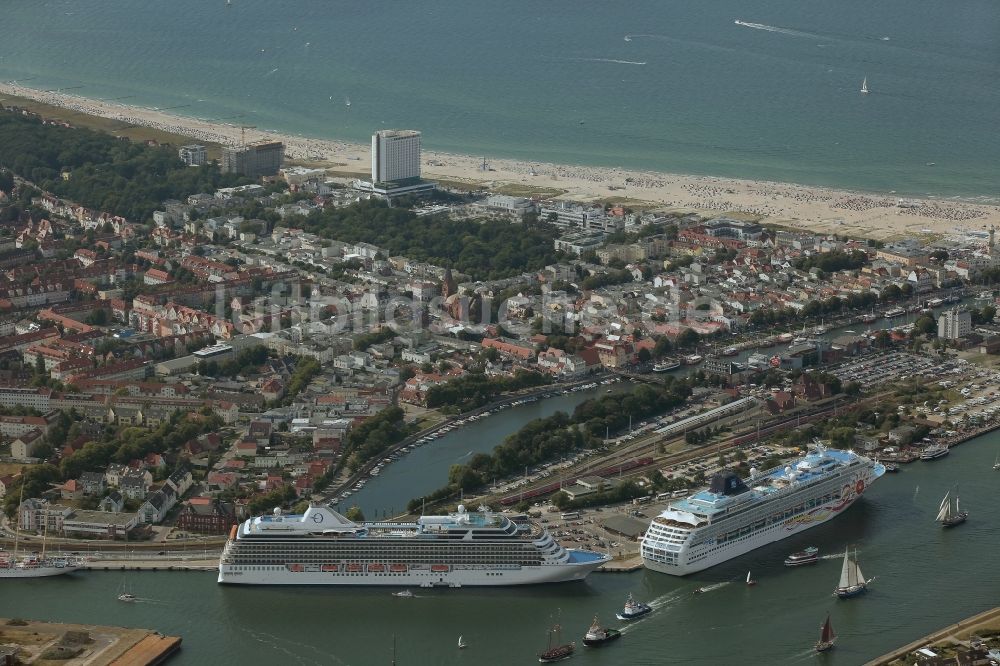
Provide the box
[4,429,999,664]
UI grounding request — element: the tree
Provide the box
[637,347,652,364]
[653,337,673,358]
[345,506,365,521]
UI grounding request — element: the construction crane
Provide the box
[240,125,257,150]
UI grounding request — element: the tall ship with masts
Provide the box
[218,504,609,586]
[641,443,884,575]
[1,487,83,579]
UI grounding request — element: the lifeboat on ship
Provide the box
[368,563,386,573]
[321,564,340,572]
[431,564,450,573]
[390,564,408,573]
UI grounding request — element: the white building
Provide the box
[372,130,421,183]
[178,144,208,166]
[938,308,971,340]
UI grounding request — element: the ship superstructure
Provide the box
[641,444,884,575]
[218,504,609,586]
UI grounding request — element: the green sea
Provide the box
[2,0,999,199]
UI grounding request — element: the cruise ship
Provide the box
[218,505,610,586]
[641,444,884,575]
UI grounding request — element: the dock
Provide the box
[863,606,1000,665]
[82,558,217,572]
[597,555,643,573]
[0,617,181,665]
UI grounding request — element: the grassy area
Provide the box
[0,462,33,477]
[491,182,568,199]
[593,196,662,211]
[0,93,224,160]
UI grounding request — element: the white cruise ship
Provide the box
[641,445,884,575]
[218,505,609,587]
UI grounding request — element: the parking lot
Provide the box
[832,351,943,389]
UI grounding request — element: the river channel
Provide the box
[3,433,998,665]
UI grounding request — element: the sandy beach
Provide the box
[3,82,999,241]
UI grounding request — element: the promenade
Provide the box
[863,606,1000,666]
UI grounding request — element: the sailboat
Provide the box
[993,452,1000,471]
[815,614,836,652]
[118,534,136,602]
[860,76,869,94]
[538,624,574,663]
[0,485,81,578]
[746,570,756,586]
[834,547,870,598]
[936,489,968,527]
[458,635,467,649]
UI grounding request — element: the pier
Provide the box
[81,558,217,572]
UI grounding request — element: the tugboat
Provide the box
[784,546,820,567]
[834,547,871,599]
[582,616,621,648]
[936,489,968,528]
[538,624,574,663]
[815,614,836,652]
[615,593,652,621]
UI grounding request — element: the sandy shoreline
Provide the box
[3,82,999,240]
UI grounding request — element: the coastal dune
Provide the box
[3,82,998,240]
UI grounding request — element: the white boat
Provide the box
[652,359,681,373]
[936,489,968,527]
[458,635,467,649]
[745,570,756,586]
[834,547,870,598]
[219,504,609,586]
[642,442,884,575]
[920,444,949,460]
[993,453,1000,471]
[860,76,869,94]
[392,589,414,598]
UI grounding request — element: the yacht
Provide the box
[920,444,949,460]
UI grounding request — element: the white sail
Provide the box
[854,561,865,585]
[838,548,852,588]
[861,77,869,94]
[936,492,951,522]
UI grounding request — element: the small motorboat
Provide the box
[784,546,819,567]
[582,616,621,648]
[615,593,652,621]
[117,593,136,603]
[392,590,414,598]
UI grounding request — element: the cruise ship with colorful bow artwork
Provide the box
[218,504,609,586]
[641,443,884,575]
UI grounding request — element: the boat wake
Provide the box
[559,57,647,66]
[733,19,822,40]
[693,581,730,594]
[239,627,348,666]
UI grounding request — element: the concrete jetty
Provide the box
[0,617,181,665]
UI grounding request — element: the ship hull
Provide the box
[643,493,866,576]
[218,557,605,586]
[0,566,80,579]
